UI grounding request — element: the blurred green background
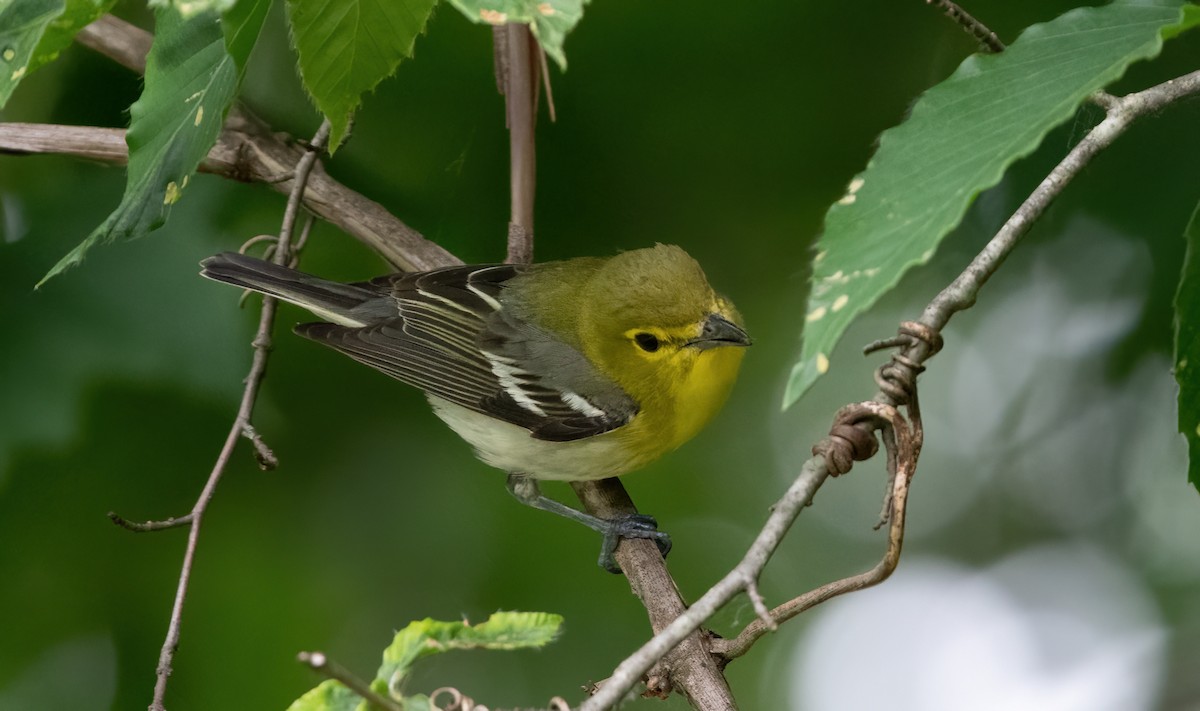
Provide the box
[2,1,1199,709]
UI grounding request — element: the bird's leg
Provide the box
[506,473,672,574]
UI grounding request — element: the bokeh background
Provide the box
[2,0,1199,709]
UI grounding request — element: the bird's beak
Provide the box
[688,313,752,350]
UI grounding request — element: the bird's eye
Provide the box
[634,332,660,352]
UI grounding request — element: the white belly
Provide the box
[427,397,642,481]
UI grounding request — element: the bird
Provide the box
[200,244,751,572]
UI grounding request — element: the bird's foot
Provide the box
[597,513,672,574]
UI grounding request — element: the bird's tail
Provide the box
[200,252,380,326]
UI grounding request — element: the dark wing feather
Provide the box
[295,264,637,442]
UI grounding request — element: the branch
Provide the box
[577,457,831,711]
[0,115,456,272]
[107,120,332,711]
[76,14,151,73]
[571,480,736,708]
[921,69,1200,332]
[497,23,537,264]
[581,68,1200,709]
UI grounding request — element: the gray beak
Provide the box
[688,313,752,350]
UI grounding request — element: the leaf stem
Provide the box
[298,651,403,711]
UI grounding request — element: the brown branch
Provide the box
[571,480,736,708]
[0,115,456,272]
[76,14,151,73]
[498,22,537,264]
[0,123,126,161]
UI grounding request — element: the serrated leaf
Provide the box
[1175,202,1200,494]
[286,612,563,710]
[38,3,265,286]
[374,611,563,695]
[26,0,115,75]
[285,679,364,711]
[445,0,586,69]
[783,0,1200,408]
[0,0,65,107]
[285,0,438,151]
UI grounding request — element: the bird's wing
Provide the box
[295,264,637,442]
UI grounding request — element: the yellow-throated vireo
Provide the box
[200,245,750,572]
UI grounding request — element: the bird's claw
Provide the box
[598,513,673,574]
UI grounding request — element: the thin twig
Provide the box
[298,651,402,711]
[107,511,193,532]
[133,120,332,711]
[741,573,777,633]
[921,70,1200,332]
[924,0,1004,52]
[580,69,1200,709]
[241,423,278,470]
[714,408,916,660]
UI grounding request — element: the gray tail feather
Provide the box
[199,252,378,320]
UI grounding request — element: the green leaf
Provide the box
[285,0,438,151]
[221,0,270,66]
[783,0,1200,408]
[445,0,586,69]
[26,0,116,75]
[1175,202,1200,494]
[375,611,563,696]
[284,679,364,711]
[38,3,265,286]
[286,612,562,710]
[0,0,65,107]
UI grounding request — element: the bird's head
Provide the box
[580,245,750,442]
